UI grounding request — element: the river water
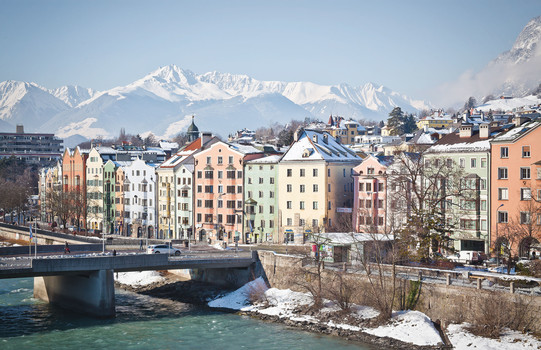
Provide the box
[0,278,371,349]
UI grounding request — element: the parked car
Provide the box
[449,251,487,265]
[147,244,181,255]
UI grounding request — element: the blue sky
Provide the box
[0,0,539,101]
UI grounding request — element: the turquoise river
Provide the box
[0,277,372,349]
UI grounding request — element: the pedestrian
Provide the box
[64,241,70,254]
[113,249,117,256]
[140,239,143,251]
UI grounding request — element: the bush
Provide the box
[529,260,541,278]
[467,291,536,338]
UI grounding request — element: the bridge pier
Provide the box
[34,269,115,318]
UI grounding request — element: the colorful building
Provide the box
[278,129,360,243]
[244,155,280,243]
[490,118,541,257]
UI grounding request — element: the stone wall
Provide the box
[256,250,541,333]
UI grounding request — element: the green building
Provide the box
[244,155,280,243]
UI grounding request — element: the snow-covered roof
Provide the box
[429,140,490,153]
[159,140,179,151]
[491,120,541,142]
[246,154,281,164]
[281,129,360,162]
[228,142,262,155]
[312,232,394,245]
[159,150,195,168]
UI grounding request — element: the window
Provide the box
[312,219,318,228]
[481,200,487,211]
[522,146,531,158]
[227,185,235,193]
[248,178,252,184]
[270,191,275,198]
[287,201,292,209]
[258,191,263,198]
[270,177,274,184]
[498,211,508,223]
[300,185,305,193]
[366,183,372,192]
[217,200,223,208]
[197,171,202,179]
[218,156,223,164]
[287,218,292,226]
[328,184,331,192]
[237,186,242,193]
[459,158,465,168]
[197,185,202,193]
[259,205,263,214]
[227,201,236,209]
[237,171,242,179]
[269,206,274,214]
[299,219,305,226]
[378,199,384,208]
[498,188,508,200]
[300,201,305,210]
[460,219,477,230]
[204,200,213,208]
[521,188,532,200]
[520,212,531,224]
[480,179,487,190]
[206,156,211,164]
[259,177,264,184]
[378,217,384,225]
[226,215,235,224]
[313,169,318,177]
[204,185,213,193]
[287,184,292,192]
[538,189,541,201]
[470,158,476,168]
[300,169,305,177]
[481,158,487,168]
[313,201,318,210]
[500,147,509,158]
[378,183,384,192]
[520,167,531,179]
[228,156,233,164]
[365,200,372,208]
[358,183,364,191]
[367,167,374,175]
[498,167,508,179]
[313,184,318,192]
[287,169,292,177]
[328,201,331,210]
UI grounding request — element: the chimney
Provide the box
[459,124,473,138]
[16,124,24,134]
[479,123,490,139]
[513,115,530,127]
[201,132,212,147]
[294,128,303,142]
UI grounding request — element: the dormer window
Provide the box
[367,167,375,175]
[302,149,313,158]
[312,135,318,143]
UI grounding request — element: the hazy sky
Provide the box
[0,0,539,101]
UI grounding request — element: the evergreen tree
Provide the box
[402,114,418,134]
[463,96,477,111]
[387,107,404,136]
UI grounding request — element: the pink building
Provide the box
[193,141,263,244]
[352,155,394,233]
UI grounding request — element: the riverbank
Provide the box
[115,272,541,350]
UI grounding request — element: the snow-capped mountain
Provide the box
[0,80,70,130]
[437,16,541,106]
[494,15,541,65]
[52,85,96,107]
[0,64,427,141]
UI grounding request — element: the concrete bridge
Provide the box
[0,250,257,317]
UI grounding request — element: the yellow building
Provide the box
[278,129,361,243]
[417,113,453,129]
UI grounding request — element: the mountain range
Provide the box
[1,15,540,145]
[0,66,429,145]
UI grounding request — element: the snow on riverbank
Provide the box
[114,271,165,287]
[447,323,541,350]
[208,278,442,346]
[208,279,541,348]
[364,310,442,346]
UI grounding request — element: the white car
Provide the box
[147,244,181,256]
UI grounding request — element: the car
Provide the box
[147,244,181,255]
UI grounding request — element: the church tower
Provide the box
[187,115,200,143]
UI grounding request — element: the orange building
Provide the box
[490,118,541,257]
[61,146,89,229]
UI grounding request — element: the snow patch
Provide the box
[114,271,165,287]
[447,323,541,350]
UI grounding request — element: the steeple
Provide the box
[187,115,200,142]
